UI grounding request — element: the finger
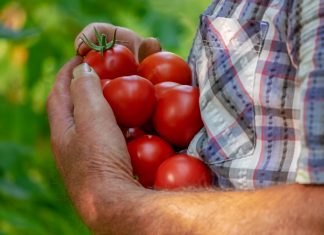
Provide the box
[138,37,162,62]
[75,23,142,58]
[56,56,83,89]
[70,63,117,128]
[47,56,83,137]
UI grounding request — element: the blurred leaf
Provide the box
[0,209,49,235]
[0,24,38,40]
[25,38,45,89]
[0,179,30,199]
[0,142,31,168]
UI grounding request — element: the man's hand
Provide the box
[47,24,163,234]
[47,56,143,218]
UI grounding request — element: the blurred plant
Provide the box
[0,0,210,234]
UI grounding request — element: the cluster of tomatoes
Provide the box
[83,29,212,190]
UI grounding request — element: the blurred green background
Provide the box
[0,0,210,234]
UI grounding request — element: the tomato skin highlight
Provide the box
[103,75,156,127]
[84,44,138,80]
[127,135,175,188]
[138,52,192,85]
[153,85,203,147]
[154,154,212,190]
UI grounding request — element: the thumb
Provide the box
[138,37,162,63]
[71,63,116,127]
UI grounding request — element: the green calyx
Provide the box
[81,27,117,55]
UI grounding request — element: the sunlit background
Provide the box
[0,0,210,234]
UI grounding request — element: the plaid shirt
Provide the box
[187,0,324,189]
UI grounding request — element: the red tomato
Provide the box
[138,52,192,85]
[154,82,180,100]
[153,85,203,147]
[141,82,181,134]
[122,127,146,142]
[100,79,111,90]
[154,154,212,190]
[103,75,156,127]
[84,43,138,80]
[127,135,175,188]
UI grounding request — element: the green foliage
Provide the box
[0,0,210,234]
[0,24,38,40]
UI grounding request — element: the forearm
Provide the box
[74,178,324,235]
[145,184,324,235]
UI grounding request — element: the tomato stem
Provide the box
[81,27,118,56]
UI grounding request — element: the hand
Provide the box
[74,22,161,62]
[47,23,161,233]
[47,57,144,229]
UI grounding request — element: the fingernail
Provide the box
[72,63,93,79]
